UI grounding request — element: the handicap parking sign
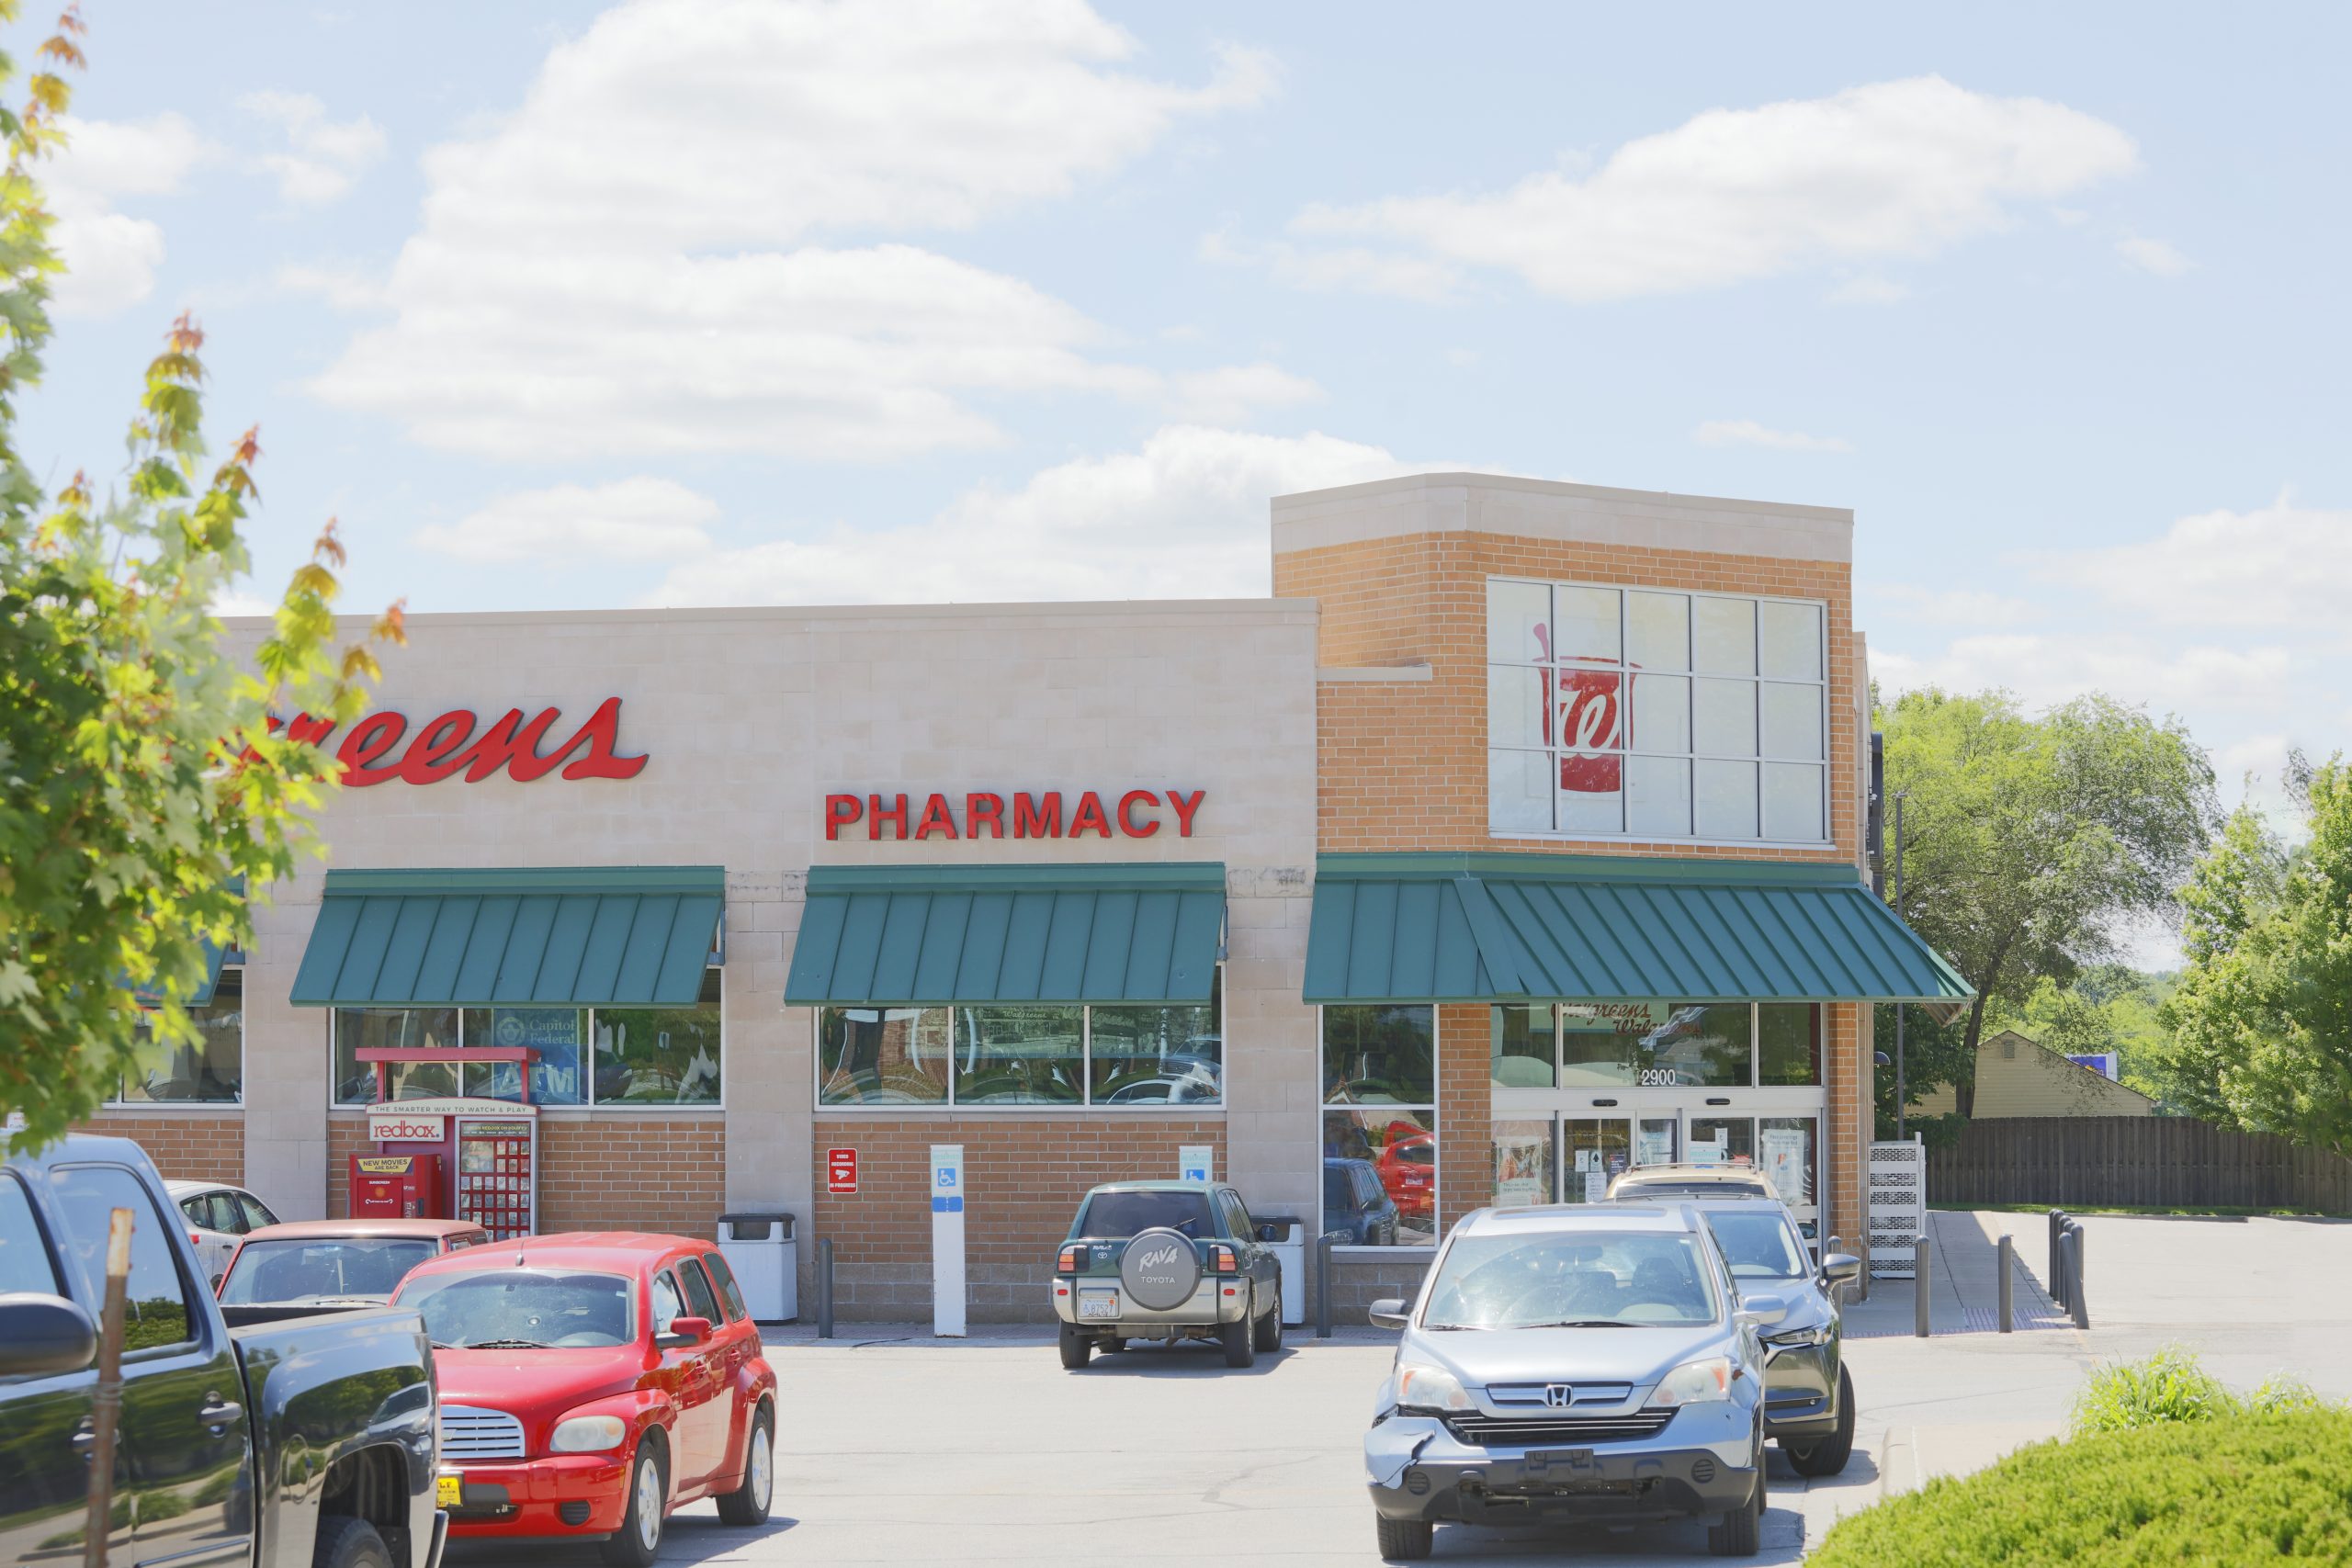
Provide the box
[936,1167,957,1188]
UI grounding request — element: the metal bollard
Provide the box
[2048,1210,2066,1308]
[2066,1224,2088,1329]
[816,1237,835,1339]
[1914,1235,1932,1337]
[1315,1235,1334,1339]
[1997,1234,2014,1333]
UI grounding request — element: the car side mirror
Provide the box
[656,1315,713,1348]
[1736,1292,1788,1327]
[1368,1298,1409,1330]
[1819,1253,1862,1286]
[0,1292,98,1378]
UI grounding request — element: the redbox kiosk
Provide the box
[360,1092,541,1241]
[349,1153,442,1220]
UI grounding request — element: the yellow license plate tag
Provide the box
[436,1473,462,1508]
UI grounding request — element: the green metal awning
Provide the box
[1305,853,1972,1005]
[290,866,724,1007]
[785,863,1226,1006]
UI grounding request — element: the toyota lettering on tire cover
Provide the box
[1118,1226,1202,1311]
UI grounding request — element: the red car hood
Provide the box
[434,1345,651,1438]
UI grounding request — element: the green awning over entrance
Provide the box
[290,866,724,1007]
[1305,852,1971,1006]
[785,863,1225,1006]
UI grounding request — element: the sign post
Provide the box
[930,1145,966,1338]
[1179,1144,1214,1183]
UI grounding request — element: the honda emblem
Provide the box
[1544,1384,1575,1408]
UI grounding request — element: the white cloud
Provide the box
[1693,419,1852,454]
[1199,221,1464,301]
[1863,582,2038,627]
[2047,497,2352,633]
[276,263,388,311]
[1826,273,1909,305]
[42,114,213,317]
[1870,633,2292,716]
[311,0,1287,459]
[241,90,387,205]
[2116,234,2193,276]
[1280,76,2136,301]
[1164,363,1322,424]
[416,477,720,564]
[646,424,1419,605]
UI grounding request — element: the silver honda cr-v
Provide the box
[1363,1203,1782,1561]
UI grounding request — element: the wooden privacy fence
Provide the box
[1928,1116,2352,1213]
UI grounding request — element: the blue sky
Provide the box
[19,1,2350,849]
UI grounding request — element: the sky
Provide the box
[19,1,2351,859]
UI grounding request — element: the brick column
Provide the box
[1437,1003,1490,1236]
[1825,1002,1867,1245]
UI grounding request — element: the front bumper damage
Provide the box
[1761,1342,1839,1438]
[1364,1406,1758,1525]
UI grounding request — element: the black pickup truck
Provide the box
[0,1134,444,1568]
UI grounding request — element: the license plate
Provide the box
[1078,1290,1120,1319]
[436,1473,462,1508]
[1527,1448,1595,1470]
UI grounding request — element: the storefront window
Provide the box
[1090,981,1222,1105]
[1758,1004,1822,1087]
[1321,1006,1435,1247]
[1491,1119,1555,1206]
[1688,1116,1756,1168]
[953,1005,1083,1105]
[1639,1004,1751,1089]
[119,970,244,1103]
[1490,1004,1554,1088]
[333,1007,459,1104]
[1555,1002,1673,1086]
[595,970,723,1104]
[818,1007,952,1104]
[1758,1117,1817,1209]
[1487,577,1828,843]
[460,1007,589,1105]
[1322,1005,1435,1104]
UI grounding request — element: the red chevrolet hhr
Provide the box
[393,1232,778,1565]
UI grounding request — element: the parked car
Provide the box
[1052,1180,1283,1369]
[1324,1157,1401,1246]
[1681,1195,1860,1475]
[217,1218,490,1314]
[393,1231,777,1566]
[1603,1162,1777,1203]
[1363,1202,1781,1561]
[164,1178,281,1284]
[1,1134,443,1568]
[1375,1134,1437,1222]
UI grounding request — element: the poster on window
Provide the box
[1689,1132,1724,1166]
[1759,1127,1810,1205]
[1636,1123,1677,1168]
[1582,1169,1607,1202]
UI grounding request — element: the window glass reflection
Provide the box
[954,1005,1083,1104]
[1321,1006,1435,1104]
[122,970,243,1103]
[1090,982,1222,1104]
[1323,1110,1436,1247]
[818,1007,951,1104]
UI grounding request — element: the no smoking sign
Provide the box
[827,1146,858,1194]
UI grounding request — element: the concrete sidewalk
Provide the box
[1843,1210,2067,1337]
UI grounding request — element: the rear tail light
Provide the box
[1057,1245,1083,1273]
[1214,1245,1238,1273]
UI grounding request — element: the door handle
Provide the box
[198,1395,244,1431]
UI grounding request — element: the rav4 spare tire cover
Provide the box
[1119,1227,1202,1311]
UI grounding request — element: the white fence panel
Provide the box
[1869,1135,1927,1279]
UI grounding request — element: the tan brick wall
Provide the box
[1435,1004,1490,1237]
[322,1111,723,1236]
[811,1117,1227,1321]
[327,1114,369,1216]
[80,1113,244,1182]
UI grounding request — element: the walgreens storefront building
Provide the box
[100,474,1962,1319]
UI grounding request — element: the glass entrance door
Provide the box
[1561,1117,1632,1203]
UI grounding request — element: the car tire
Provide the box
[1783,1365,1856,1476]
[600,1438,668,1568]
[1058,1322,1093,1370]
[715,1404,775,1526]
[312,1516,393,1568]
[1707,1449,1764,1557]
[1374,1514,1433,1561]
[1220,1313,1256,1368]
[1252,1286,1282,1352]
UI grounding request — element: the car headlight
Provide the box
[548,1415,629,1453]
[1394,1359,1473,1415]
[1650,1356,1736,1407]
[1765,1320,1835,1348]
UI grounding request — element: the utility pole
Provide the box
[1894,791,1908,1139]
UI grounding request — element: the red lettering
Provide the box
[457,707,566,782]
[870,794,909,840]
[554,696,650,781]
[825,795,863,840]
[1116,789,1160,837]
[272,712,341,747]
[1013,792,1062,839]
[336,713,408,786]
[1168,788,1205,837]
[967,793,1005,839]
[1069,790,1112,838]
[913,793,960,840]
[397,709,478,784]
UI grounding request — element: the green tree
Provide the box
[0,5,400,1150]
[1880,689,2215,1117]
[2163,764,2352,1153]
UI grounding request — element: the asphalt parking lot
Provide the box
[448,1212,2352,1566]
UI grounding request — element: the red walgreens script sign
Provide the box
[825,789,1204,840]
[826,1148,858,1195]
[266,697,649,787]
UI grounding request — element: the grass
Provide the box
[1809,1411,2352,1565]
[1932,1201,2345,1219]
[2075,1348,2332,1436]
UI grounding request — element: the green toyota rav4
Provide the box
[1053,1180,1284,1369]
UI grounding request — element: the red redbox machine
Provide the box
[349,1152,442,1220]
[354,1044,542,1240]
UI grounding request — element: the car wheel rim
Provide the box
[751,1425,773,1509]
[637,1458,663,1550]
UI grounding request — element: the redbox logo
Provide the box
[372,1117,444,1141]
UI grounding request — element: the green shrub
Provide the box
[1809,1412,2352,1565]
[2073,1346,2239,1434]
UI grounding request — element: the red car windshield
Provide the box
[400,1269,636,1349]
[220,1237,435,1304]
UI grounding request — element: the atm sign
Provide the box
[827,1147,858,1195]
